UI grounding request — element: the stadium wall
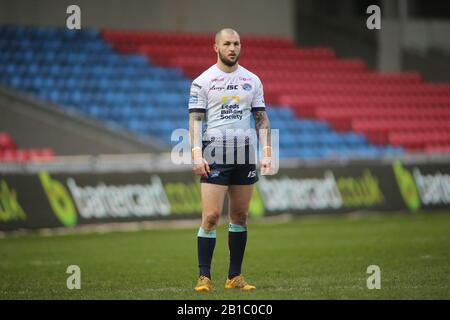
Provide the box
[294,0,450,80]
[402,19,450,53]
[0,0,296,39]
[2,158,450,231]
[0,86,168,155]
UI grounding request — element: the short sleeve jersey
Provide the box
[188,64,266,146]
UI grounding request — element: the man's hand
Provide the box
[260,156,272,175]
[193,158,211,177]
[260,145,273,175]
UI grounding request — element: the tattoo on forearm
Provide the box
[253,111,271,146]
[190,112,204,122]
[189,112,205,148]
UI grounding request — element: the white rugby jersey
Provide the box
[188,64,266,146]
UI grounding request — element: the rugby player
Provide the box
[188,28,272,292]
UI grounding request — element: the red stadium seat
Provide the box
[0,132,17,151]
[0,132,56,163]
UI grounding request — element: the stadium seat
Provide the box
[3,26,450,160]
[0,132,55,162]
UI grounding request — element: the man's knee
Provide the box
[203,212,220,230]
[230,211,248,226]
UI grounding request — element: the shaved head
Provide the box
[215,28,240,44]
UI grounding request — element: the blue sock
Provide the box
[197,227,216,279]
[228,223,247,279]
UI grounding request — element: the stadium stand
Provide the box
[2,26,450,160]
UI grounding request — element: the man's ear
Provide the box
[213,43,218,53]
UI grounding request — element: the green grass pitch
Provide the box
[1,212,449,299]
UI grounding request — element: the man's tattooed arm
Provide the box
[252,110,271,148]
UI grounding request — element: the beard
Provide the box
[218,50,240,67]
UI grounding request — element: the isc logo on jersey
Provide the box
[227,84,239,90]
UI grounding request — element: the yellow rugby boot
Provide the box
[194,275,212,292]
[224,275,256,291]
